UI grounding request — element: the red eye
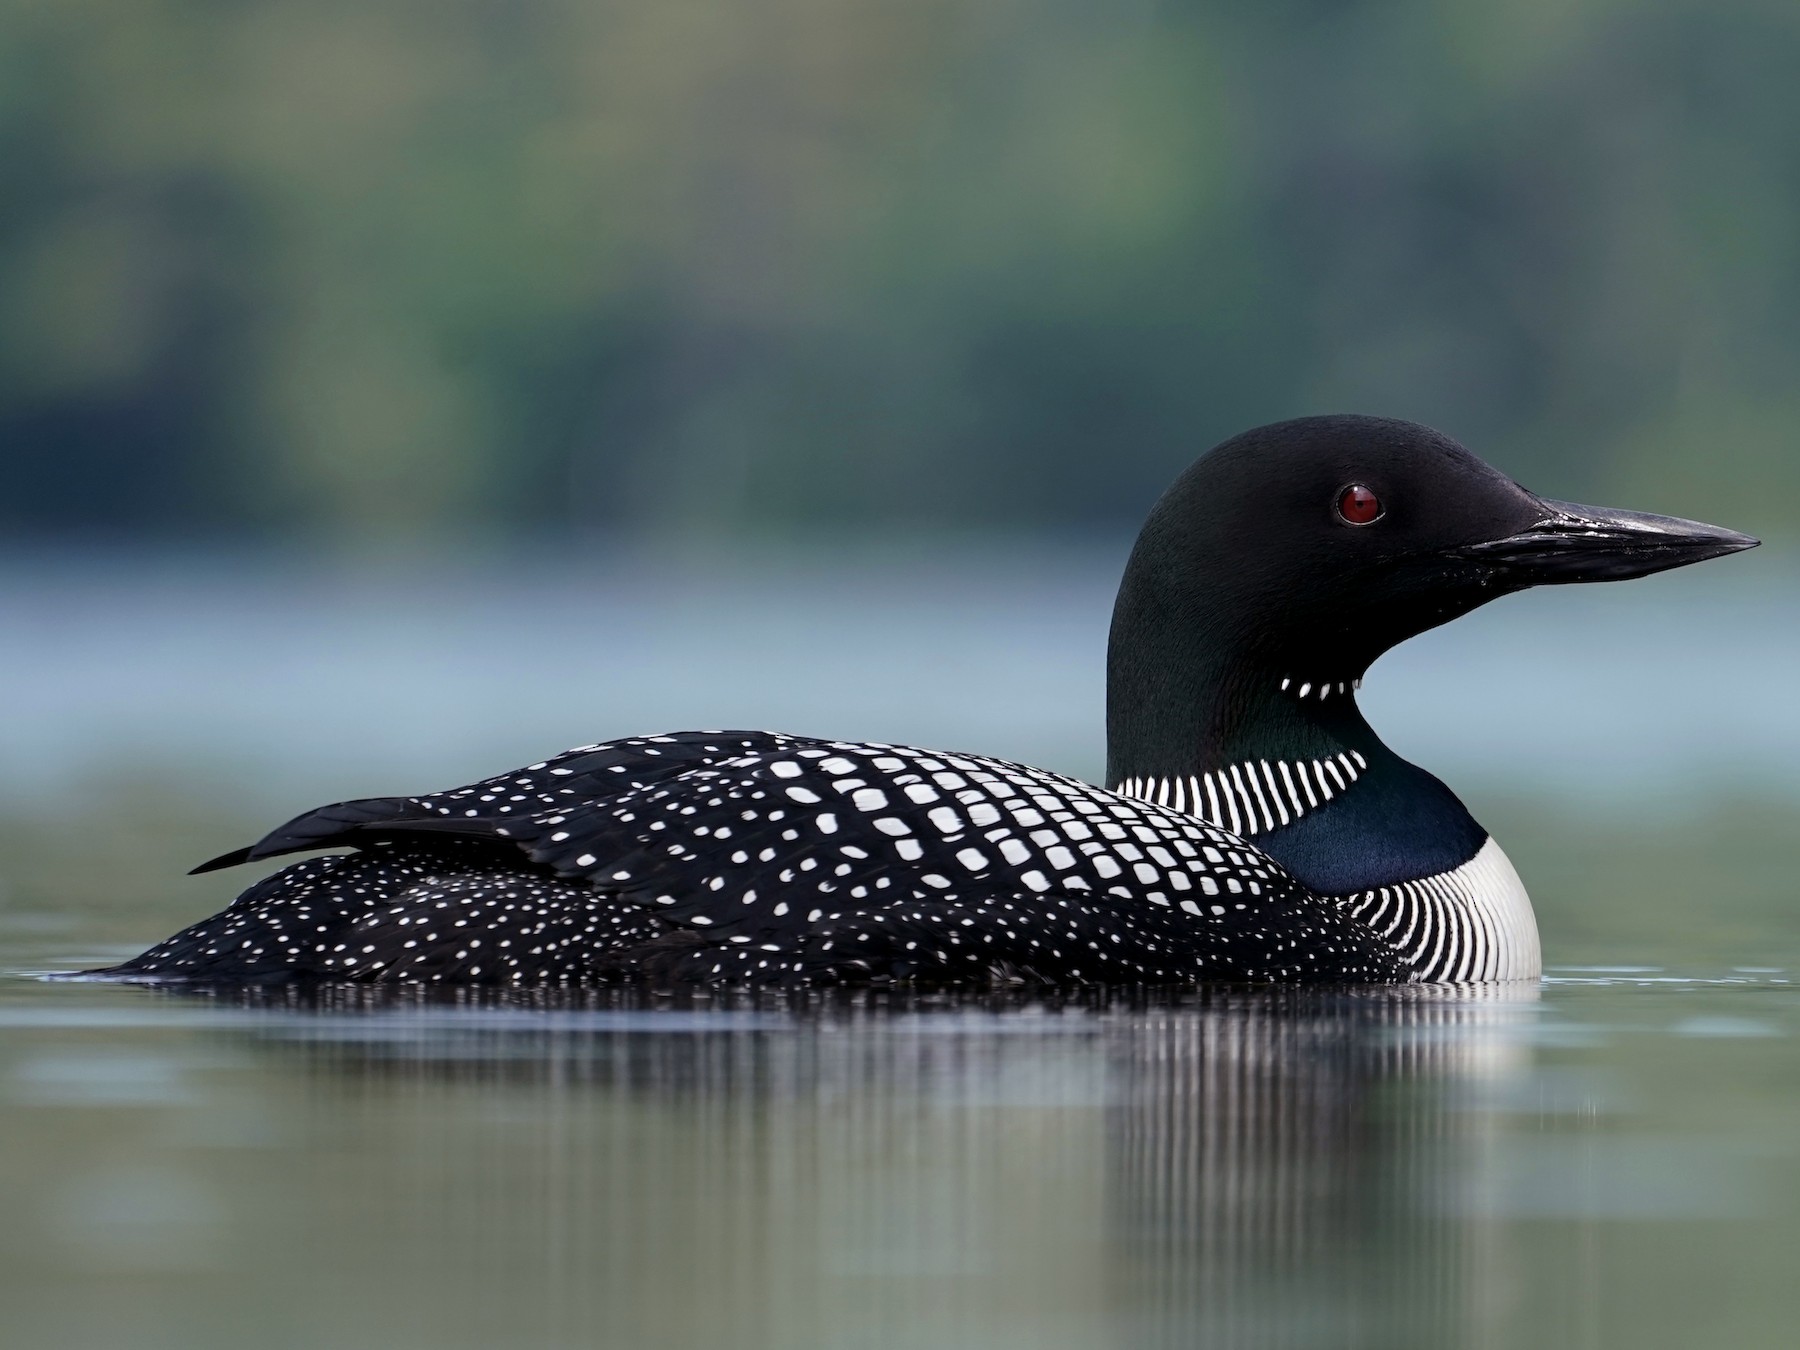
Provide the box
[1336,483,1383,526]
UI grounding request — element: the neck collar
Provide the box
[1104,604,1485,893]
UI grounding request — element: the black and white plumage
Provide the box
[94,415,1756,988]
[114,732,1409,985]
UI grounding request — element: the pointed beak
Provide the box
[1452,499,1760,584]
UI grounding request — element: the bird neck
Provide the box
[1104,603,1488,896]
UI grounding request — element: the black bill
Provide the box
[1453,498,1760,584]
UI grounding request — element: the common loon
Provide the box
[93,416,1755,987]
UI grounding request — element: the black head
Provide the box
[1115,414,1755,683]
[1107,414,1757,782]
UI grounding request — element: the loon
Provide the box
[92,416,1756,987]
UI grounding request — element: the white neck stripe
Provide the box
[1343,837,1540,981]
[1113,751,1369,840]
[1278,676,1363,701]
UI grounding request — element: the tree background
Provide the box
[4,0,1795,547]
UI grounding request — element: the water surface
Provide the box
[3,943,1797,1349]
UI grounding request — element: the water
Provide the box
[2,551,1797,1346]
[5,786,1799,1349]
[0,544,1796,810]
[1,967,1797,1349]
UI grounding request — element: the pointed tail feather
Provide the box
[188,796,426,874]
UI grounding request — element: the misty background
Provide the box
[6,0,1800,547]
[0,0,1794,894]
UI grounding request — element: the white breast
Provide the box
[1341,836,1541,982]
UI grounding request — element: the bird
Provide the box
[88,415,1757,988]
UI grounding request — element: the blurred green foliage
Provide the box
[3,0,1797,544]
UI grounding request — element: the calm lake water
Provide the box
[2,968,1796,1349]
[1,551,1796,1347]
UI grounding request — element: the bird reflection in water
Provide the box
[144,980,1539,1348]
[1108,984,1534,1348]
